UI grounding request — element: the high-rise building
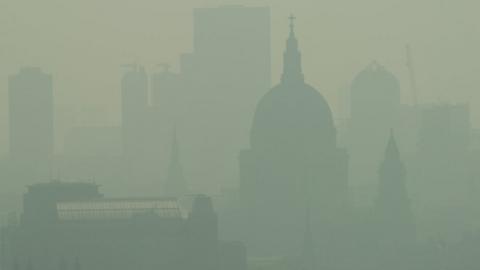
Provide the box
[151,65,185,125]
[120,65,157,194]
[412,103,472,240]
[418,103,470,159]
[149,66,186,187]
[415,103,471,192]
[8,67,54,163]
[180,5,271,191]
[120,65,148,158]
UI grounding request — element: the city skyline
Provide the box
[1,1,480,156]
[1,3,480,270]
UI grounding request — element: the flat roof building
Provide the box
[2,182,245,270]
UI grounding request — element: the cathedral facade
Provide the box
[239,16,349,258]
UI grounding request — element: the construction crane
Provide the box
[406,44,419,107]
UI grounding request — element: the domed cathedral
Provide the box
[348,63,401,207]
[239,15,349,257]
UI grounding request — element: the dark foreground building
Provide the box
[1,182,245,270]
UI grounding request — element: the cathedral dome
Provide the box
[250,82,336,152]
[249,16,336,153]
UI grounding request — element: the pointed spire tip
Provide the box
[289,13,296,34]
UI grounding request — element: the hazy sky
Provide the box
[1,0,480,154]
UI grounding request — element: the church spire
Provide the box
[378,130,406,195]
[281,14,304,84]
[385,129,400,161]
[376,129,416,247]
[164,126,187,197]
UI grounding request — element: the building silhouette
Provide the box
[348,63,401,206]
[239,16,348,257]
[418,104,470,162]
[112,5,272,196]
[121,64,148,159]
[187,195,219,270]
[8,67,54,179]
[412,103,472,240]
[120,65,161,194]
[179,5,271,191]
[151,64,185,125]
[2,182,246,270]
[374,131,415,249]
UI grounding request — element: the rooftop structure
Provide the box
[57,197,182,221]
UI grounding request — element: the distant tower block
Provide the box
[120,64,148,157]
[8,67,54,180]
[178,5,271,191]
[9,67,54,160]
[150,62,184,123]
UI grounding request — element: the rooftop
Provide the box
[57,197,182,221]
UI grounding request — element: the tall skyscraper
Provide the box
[239,16,348,257]
[120,65,153,194]
[413,103,472,239]
[151,64,185,123]
[121,64,148,157]
[8,67,54,174]
[180,5,271,191]
[418,104,470,161]
[150,66,186,180]
[416,103,471,195]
